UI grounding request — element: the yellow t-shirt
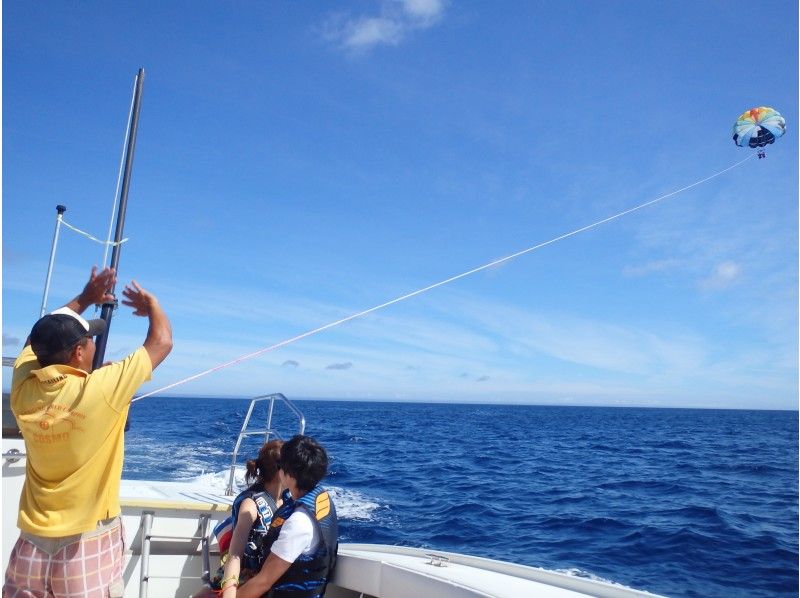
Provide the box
[11,345,152,536]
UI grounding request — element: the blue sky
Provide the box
[2,1,797,408]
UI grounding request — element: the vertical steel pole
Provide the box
[40,205,67,317]
[93,68,145,370]
[139,512,153,598]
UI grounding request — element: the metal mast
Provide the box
[93,68,145,369]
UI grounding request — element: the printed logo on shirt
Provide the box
[32,432,70,443]
[20,404,87,435]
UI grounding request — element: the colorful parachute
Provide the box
[732,107,786,151]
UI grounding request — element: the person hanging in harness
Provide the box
[202,439,285,595]
[234,435,338,598]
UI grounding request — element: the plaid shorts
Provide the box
[3,518,125,598]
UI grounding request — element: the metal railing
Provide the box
[2,449,25,463]
[225,393,305,496]
[3,358,23,441]
[137,511,212,598]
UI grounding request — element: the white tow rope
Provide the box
[133,154,755,402]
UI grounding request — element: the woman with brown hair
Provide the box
[207,439,284,596]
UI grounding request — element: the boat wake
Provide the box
[187,466,383,522]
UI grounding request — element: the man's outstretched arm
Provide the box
[121,281,173,369]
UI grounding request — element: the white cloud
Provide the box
[700,260,742,290]
[401,0,445,24]
[342,17,404,49]
[323,0,446,52]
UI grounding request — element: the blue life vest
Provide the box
[263,485,338,598]
[230,487,278,571]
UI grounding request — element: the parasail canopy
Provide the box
[732,106,786,148]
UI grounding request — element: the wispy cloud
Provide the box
[3,333,20,347]
[326,362,353,370]
[34,241,789,407]
[322,0,446,52]
[145,274,789,401]
[699,260,742,291]
[439,290,710,377]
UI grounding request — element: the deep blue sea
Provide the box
[123,398,798,597]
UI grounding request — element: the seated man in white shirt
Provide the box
[235,435,338,598]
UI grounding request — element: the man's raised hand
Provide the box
[78,266,116,310]
[121,281,158,317]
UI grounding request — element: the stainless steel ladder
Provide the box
[137,511,212,598]
[225,393,305,496]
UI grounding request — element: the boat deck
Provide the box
[120,479,233,512]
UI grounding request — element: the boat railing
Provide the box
[225,393,305,496]
[2,357,24,442]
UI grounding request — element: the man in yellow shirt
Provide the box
[4,267,173,598]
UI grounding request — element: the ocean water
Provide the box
[123,398,798,597]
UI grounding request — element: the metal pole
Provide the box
[139,512,153,598]
[40,205,67,317]
[93,68,145,370]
